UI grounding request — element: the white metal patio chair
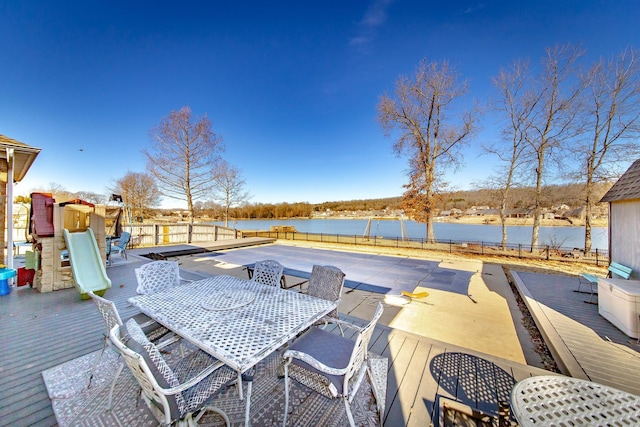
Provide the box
[109,320,245,427]
[306,264,347,335]
[282,302,385,427]
[249,259,284,287]
[135,260,193,295]
[88,291,172,410]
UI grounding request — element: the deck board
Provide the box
[385,334,420,425]
[394,339,433,425]
[1,260,554,427]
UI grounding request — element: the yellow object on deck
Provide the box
[401,291,429,299]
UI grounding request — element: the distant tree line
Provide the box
[438,182,613,213]
[20,182,612,223]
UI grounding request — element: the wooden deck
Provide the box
[0,259,553,426]
[513,270,640,396]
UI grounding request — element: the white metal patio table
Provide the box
[128,274,337,423]
[511,375,640,426]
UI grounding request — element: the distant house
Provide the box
[542,211,555,220]
[600,159,640,277]
[506,208,532,218]
[440,208,462,217]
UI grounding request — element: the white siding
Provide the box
[610,199,640,278]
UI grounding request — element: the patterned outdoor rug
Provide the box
[42,343,386,426]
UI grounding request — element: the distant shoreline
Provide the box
[302,215,608,228]
[434,215,607,228]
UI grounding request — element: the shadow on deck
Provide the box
[2,251,555,426]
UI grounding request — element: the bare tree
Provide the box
[28,184,107,204]
[377,59,477,242]
[30,182,75,202]
[525,44,585,250]
[575,48,640,252]
[210,160,250,227]
[110,171,162,222]
[488,59,534,249]
[74,191,107,205]
[144,106,224,223]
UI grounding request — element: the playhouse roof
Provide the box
[0,134,41,183]
[601,159,640,203]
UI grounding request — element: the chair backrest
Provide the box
[88,291,123,335]
[109,320,182,425]
[115,231,131,249]
[135,261,182,294]
[251,259,284,287]
[345,302,384,386]
[307,265,345,319]
[609,262,632,280]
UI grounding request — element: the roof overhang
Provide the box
[0,134,41,183]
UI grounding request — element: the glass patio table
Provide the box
[128,274,337,420]
[511,375,640,426]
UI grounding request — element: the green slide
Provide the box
[63,228,112,299]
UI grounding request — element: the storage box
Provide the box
[598,277,640,338]
[17,267,35,287]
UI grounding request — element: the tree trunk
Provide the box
[186,192,194,224]
[426,213,436,243]
[584,173,594,253]
[500,199,508,250]
[531,153,544,251]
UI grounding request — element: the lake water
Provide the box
[209,218,608,250]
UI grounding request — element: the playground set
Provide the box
[27,193,112,299]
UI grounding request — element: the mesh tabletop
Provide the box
[511,375,640,426]
[129,275,336,372]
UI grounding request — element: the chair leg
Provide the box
[87,340,108,388]
[343,397,356,427]
[585,283,598,304]
[283,364,290,427]
[106,361,124,410]
[366,363,385,425]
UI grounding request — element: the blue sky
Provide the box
[1,1,638,208]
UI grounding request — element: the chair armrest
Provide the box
[283,349,349,376]
[160,360,227,395]
[179,275,193,284]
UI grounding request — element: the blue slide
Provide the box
[63,228,112,299]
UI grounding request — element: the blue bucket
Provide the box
[0,268,18,296]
